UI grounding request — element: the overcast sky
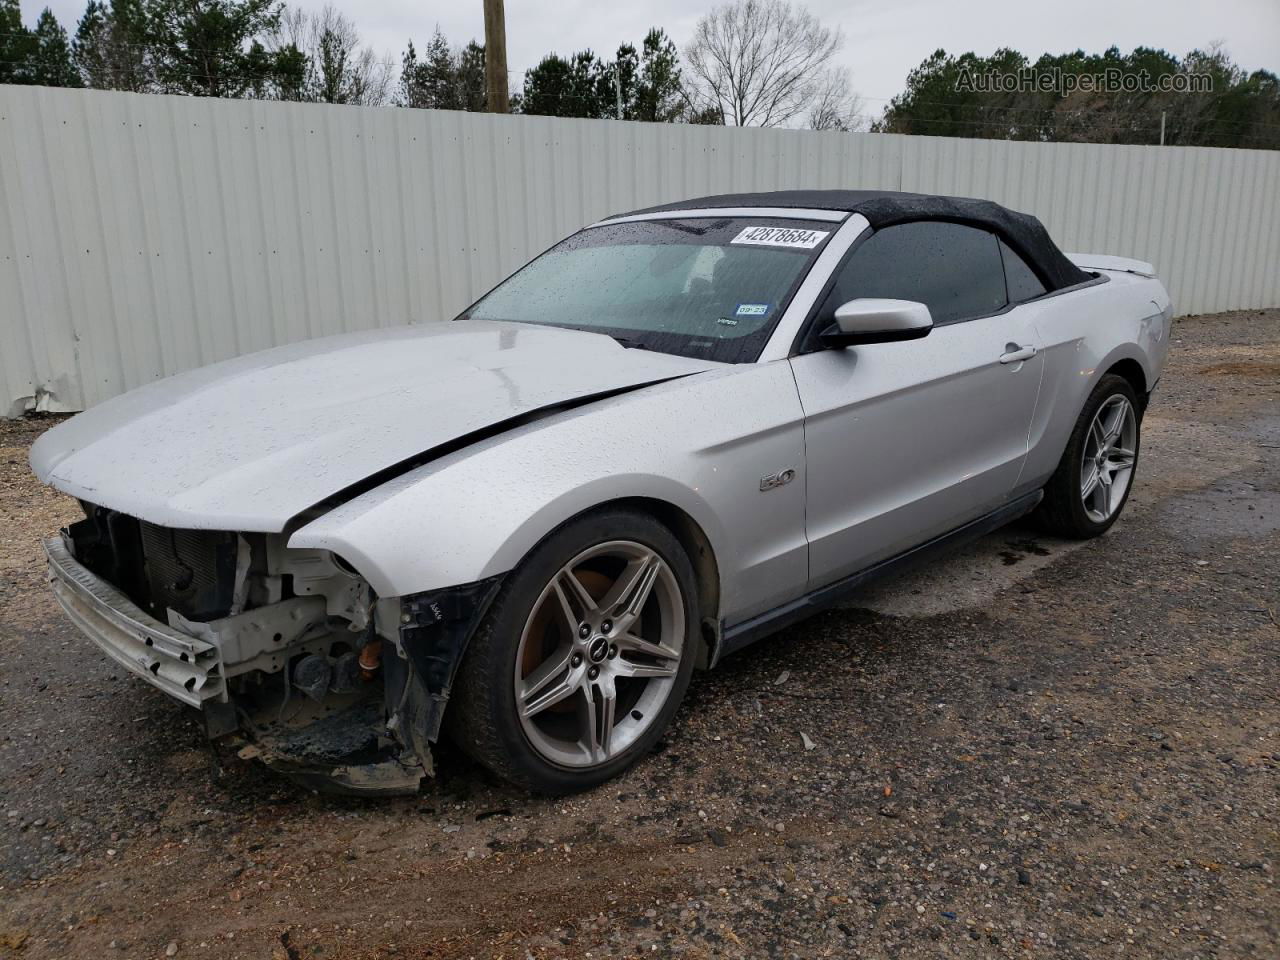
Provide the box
[37,0,1280,107]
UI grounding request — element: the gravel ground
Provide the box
[1,310,1277,959]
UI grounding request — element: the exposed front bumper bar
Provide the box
[43,535,226,707]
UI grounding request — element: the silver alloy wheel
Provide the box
[513,540,685,768]
[1080,394,1138,523]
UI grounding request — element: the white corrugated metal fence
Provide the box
[2,85,1278,414]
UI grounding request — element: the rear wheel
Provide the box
[448,509,698,794]
[1035,374,1141,538]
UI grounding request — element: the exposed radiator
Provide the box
[137,522,237,621]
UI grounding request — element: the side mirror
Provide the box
[819,298,933,348]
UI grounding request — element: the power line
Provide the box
[11,29,1274,122]
[867,96,1280,131]
[449,76,1280,133]
[8,28,1278,131]
[0,28,297,63]
[4,71,1275,144]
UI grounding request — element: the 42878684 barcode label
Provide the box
[730,226,829,249]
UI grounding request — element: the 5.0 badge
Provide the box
[759,468,796,491]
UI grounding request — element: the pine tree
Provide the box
[75,0,158,91]
[0,0,35,84]
[401,30,485,110]
[72,0,111,87]
[269,38,305,100]
[105,0,150,90]
[517,29,685,122]
[29,7,80,86]
[520,50,607,118]
[144,0,285,98]
[421,27,459,109]
[456,40,485,111]
[635,28,683,122]
[398,39,423,106]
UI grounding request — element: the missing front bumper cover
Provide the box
[45,532,503,796]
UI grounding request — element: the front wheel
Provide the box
[1035,373,1141,538]
[447,509,698,794]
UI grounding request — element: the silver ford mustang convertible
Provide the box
[31,190,1172,794]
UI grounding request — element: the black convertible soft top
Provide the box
[611,189,1091,292]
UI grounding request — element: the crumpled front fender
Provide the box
[377,575,505,761]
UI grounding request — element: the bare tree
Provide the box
[277,5,392,106]
[807,66,864,131]
[684,0,845,127]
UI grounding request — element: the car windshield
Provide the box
[458,216,835,363]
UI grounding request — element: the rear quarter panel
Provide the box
[1017,270,1172,493]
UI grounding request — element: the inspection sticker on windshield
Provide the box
[735,303,770,317]
[731,226,829,249]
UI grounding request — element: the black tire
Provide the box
[1034,373,1142,539]
[447,508,699,794]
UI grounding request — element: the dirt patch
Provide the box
[1198,361,1280,378]
[0,414,77,625]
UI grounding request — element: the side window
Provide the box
[816,221,1007,329]
[1000,240,1048,303]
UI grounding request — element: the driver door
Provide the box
[789,220,1044,589]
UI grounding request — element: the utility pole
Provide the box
[1159,110,1166,146]
[615,63,623,120]
[482,0,510,113]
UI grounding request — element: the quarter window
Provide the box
[1000,240,1048,303]
[816,221,1008,328]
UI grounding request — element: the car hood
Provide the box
[30,320,718,531]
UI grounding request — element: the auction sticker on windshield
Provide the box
[731,226,829,249]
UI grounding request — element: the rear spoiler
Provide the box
[1066,252,1156,278]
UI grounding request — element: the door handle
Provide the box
[1000,344,1037,364]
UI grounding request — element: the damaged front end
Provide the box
[44,504,501,796]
